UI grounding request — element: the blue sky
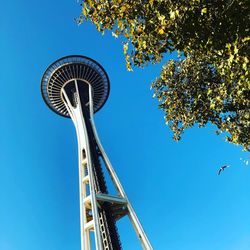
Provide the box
[1,1,250,250]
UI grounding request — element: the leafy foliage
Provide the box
[79,0,250,151]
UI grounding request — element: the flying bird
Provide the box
[218,165,230,175]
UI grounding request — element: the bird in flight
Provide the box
[218,165,230,175]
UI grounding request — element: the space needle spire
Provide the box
[41,55,152,250]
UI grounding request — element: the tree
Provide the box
[79,0,250,151]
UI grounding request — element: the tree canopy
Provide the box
[79,0,250,151]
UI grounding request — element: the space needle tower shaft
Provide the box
[41,55,152,250]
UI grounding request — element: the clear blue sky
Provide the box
[1,1,250,250]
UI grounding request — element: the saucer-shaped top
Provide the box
[41,55,110,117]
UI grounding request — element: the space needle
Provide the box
[41,55,152,250]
